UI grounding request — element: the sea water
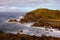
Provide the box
[0,12,60,38]
[0,12,26,32]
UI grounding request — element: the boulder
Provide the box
[8,19,18,22]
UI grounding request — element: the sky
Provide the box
[0,0,60,12]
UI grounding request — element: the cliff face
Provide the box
[20,8,60,29]
[20,12,37,23]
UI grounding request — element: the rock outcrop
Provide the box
[20,12,36,23]
[8,19,18,22]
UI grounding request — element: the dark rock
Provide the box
[20,13,36,23]
[0,31,60,40]
[8,19,18,22]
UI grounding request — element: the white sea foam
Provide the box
[21,23,34,27]
[4,16,24,23]
[6,31,18,34]
[6,22,60,38]
[16,16,24,21]
[4,16,60,38]
[18,25,60,38]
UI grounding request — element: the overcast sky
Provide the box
[0,0,60,12]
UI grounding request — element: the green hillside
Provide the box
[20,8,60,29]
[31,8,60,20]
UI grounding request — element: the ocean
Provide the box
[0,12,60,38]
[0,12,26,32]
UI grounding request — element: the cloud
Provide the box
[0,0,59,12]
[0,0,58,6]
[0,6,37,12]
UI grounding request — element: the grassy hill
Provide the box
[20,8,60,29]
[31,8,60,19]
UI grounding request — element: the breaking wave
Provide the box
[3,16,60,38]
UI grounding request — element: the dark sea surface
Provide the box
[0,12,26,32]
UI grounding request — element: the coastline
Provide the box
[6,16,60,38]
[0,31,60,40]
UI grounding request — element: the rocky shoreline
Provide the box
[20,8,60,29]
[6,8,60,39]
[8,8,60,29]
[0,31,60,40]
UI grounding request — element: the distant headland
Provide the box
[8,8,60,29]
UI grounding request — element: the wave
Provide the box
[6,31,18,34]
[4,16,60,38]
[16,16,24,21]
[19,27,60,38]
[20,23,34,27]
[4,16,24,23]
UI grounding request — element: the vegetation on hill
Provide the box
[32,8,60,19]
[20,8,60,29]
